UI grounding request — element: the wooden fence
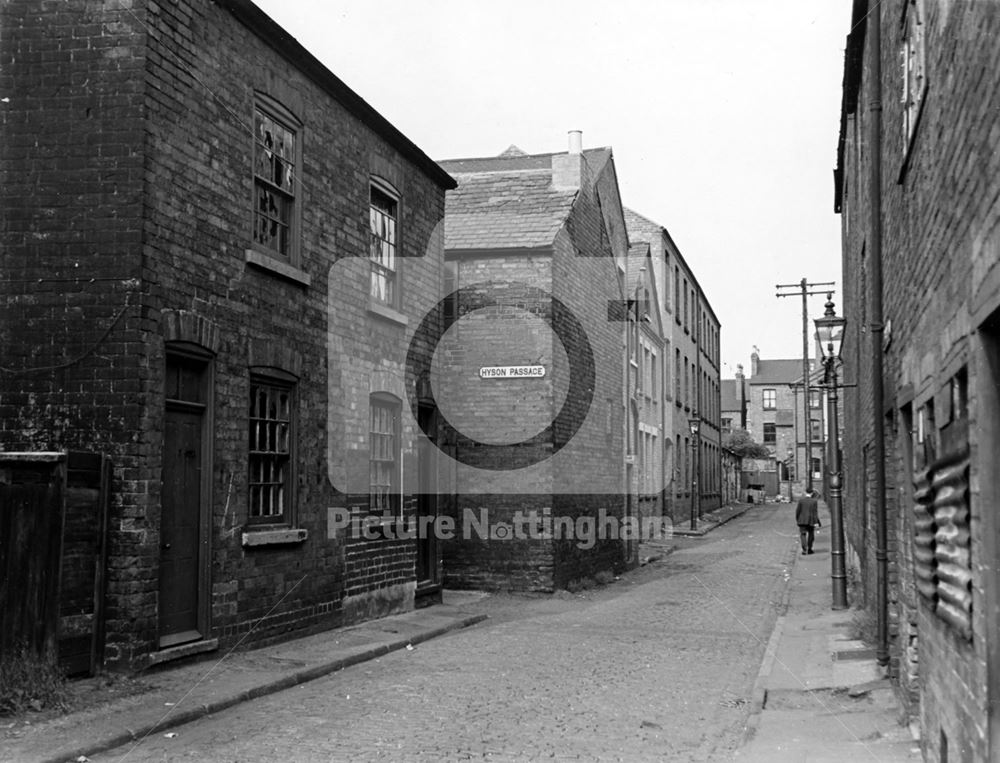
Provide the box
[0,452,110,675]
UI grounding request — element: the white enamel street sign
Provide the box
[479,365,546,379]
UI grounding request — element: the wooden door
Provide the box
[159,404,204,647]
[416,404,439,593]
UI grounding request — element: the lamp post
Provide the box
[814,293,848,610]
[689,416,700,530]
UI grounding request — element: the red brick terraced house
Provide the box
[434,136,634,591]
[0,0,455,671]
[624,208,723,524]
[835,1,1000,759]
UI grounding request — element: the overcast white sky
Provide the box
[253,0,851,378]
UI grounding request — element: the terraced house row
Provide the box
[0,0,719,673]
[834,1,1000,760]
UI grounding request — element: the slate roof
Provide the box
[623,207,661,243]
[750,358,818,385]
[625,243,651,293]
[438,148,618,250]
[440,170,577,250]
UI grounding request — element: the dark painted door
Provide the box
[416,405,438,590]
[159,406,203,646]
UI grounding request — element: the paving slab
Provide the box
[1,604,486,763]
[736,500,923,762]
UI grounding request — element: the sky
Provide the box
[252,0,851,378]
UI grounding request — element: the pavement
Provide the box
[638,498,757,564]
[1,604,488,763]
[734,500,924,762]
[1,498,923,763]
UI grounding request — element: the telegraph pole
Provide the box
[776,279,835,495]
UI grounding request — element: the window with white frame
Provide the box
[253,98,300,262]
[370,181,399,307]
[248,377,294,524]
[369,395,400,514]
[763,388,776,410]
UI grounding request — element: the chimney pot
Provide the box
[568,130,583,154]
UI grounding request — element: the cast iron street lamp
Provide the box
[814,294,848,610]
[689,416,700,530]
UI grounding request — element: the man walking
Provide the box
[795,489,821,554]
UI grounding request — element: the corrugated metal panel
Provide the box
[931,444,972,640]
[912,467,937,605]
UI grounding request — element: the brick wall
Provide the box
[2,0,450,669]
[837,1,1000,758]
[0,0,152,668]
[439,154,629,589]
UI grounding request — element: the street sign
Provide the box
[479,365,546,379]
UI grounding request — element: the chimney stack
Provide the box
[553,130,585,191]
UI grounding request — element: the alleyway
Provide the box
[94,504,795,762]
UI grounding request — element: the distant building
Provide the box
[721,365,748,436]
[625,243,668,528]
[625,209,722,523]
[745,350,824,497]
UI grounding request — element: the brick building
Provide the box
[721,365,747,436]
[624,209,722,523]
[0,0,455,671]
[626,243,668,528]
[834,1,1000,759]
[745,351,825,497]
[434,137,633,591]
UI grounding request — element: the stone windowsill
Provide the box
[245,249,312,287]
[242,527,309,547]
[367,299,408,327]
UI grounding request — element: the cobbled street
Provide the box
[96,505,797,762]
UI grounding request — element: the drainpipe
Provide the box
[868,2,889,668]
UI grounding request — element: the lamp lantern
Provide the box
[814,293,846,362]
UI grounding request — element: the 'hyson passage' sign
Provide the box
[478,365,546,379]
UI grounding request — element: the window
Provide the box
[370,395,400,514]
[650,350,658,401]
[370,182,399,307]
[811,457,822,478]
[947,367,968,424]
[763,388,776,410]
[683,281,689,331]
[764,423,776,444]
[674,267,680,324]
[253,99,299,261]
[443,260,458,324]
[811,418,822,442]
[917,399,937,467]
[249,379,293,524]
[810,390,821,409]
[674,350,681,403]
[900,0,927,153]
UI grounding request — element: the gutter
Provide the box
[866,1,890,668]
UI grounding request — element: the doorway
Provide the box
[159,351,212,648]
[416,403,440,603]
